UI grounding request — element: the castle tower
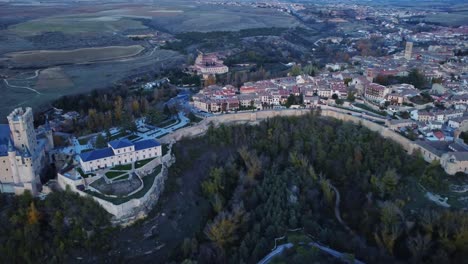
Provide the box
[404,42,413,60]
[17,150,39,195]
[7,140,20,185]
[7,107,38,156]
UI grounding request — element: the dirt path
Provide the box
[3,78,42,95]
[329,182,355,235]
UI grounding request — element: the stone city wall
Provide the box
[161,108,444,170]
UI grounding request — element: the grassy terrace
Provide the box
[127,134,139,141]
[85,165,162,205]
[112,174,130,181]
[158,117,179,128]
[105,171,126,179]
[110,131,130,141]
[111,164,132,171]
[135,158,155,169]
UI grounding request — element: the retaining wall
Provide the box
[59,149,174,225]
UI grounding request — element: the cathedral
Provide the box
[0,107,53,195]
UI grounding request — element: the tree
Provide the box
[27,202,40,225]
[238,147,262,183]
[205,75,216,87]
[95,134,107,149]
[289,65,302,76]
[381,169,400,195]
[285,94,296,108]
[204,205,247,249]
[374,224,402,256]
[87,108,98,130]
[201,167,224,198]
[407,232,433,263]
[320,178,334,207]
[114,96,123,122]
[406,69,428,89]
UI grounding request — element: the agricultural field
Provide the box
[4,45,145,67]
[8,15,147,36]
[149,4,301,33]
[418,11,468,26]
[0,0,303,118]
[0,48,183,119]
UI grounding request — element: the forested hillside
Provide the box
[0,191,112,263]
[166,111,467,263]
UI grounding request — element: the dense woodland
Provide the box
[0,190,112,263]
[164,112,467,263]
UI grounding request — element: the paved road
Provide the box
[257,241,365,264]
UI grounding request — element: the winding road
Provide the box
[258,241,365,264]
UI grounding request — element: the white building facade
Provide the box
[79,139,162,172]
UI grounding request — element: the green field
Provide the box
[5,45,145,67]
[150,5,301,33]
[420,11,468,26]
[9,15,147,36]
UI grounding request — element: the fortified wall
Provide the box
[160,108,446,170]
[58,149,175,225]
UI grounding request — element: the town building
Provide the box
[79,139,162,172]
[191,52,229,76]
[364,83,390,103]
[0,107,53,195]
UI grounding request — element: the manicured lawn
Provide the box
[110,131,130,141]
[112,174,130,181]
[105,171,126,179]
[135,158,156,169]
[111,164,132,171]
[127,134,139,140]
[157,117,178,128]
[81,148,94,153]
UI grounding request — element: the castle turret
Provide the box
[7,107,38,157]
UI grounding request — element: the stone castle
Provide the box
[0,107,53,195]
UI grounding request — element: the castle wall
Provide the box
[160,108,460,173]
[0,156,14,183]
